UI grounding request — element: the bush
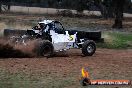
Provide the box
[57,10,73,17]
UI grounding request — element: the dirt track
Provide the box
[0,49,132,88]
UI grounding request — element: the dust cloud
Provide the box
[0,37,37,58]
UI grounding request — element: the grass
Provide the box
[0,69,33,88]
[0,68,131,88]
[97,32,132,49]
[0,69,77,88]
[0,13,106,29]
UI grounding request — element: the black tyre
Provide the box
[35,40,54,57]
[82,40,96,56]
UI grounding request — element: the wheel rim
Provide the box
[87,44,94,53]
[42,45,52,56]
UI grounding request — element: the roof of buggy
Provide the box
[38,20,60,24]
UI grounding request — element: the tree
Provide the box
[112,0,125,29]
[0,0,11,12]
[102,0,114,18]
[94,0,108,18]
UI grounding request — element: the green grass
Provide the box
[0,69,33,88]
[97,32,132,49]
[0,68,131,88]
[0,69,77,88]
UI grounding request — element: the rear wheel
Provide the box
[82,40,96,56]
[34,40,54,57]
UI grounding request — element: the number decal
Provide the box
[69,35,74,41]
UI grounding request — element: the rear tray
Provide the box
[4,29,27,37]
[4,29,104,42]
[68,30,103,42]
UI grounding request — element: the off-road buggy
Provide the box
[4,20,102,57]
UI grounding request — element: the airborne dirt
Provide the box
[0,38,38,58]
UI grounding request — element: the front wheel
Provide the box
[82,40,96,56]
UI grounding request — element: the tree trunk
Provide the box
[100,4,108,19]
[8,5,10,11]
[7,0,11,11]
[0,2,2,13]
[112,10,123,28]
[112,0,125,29]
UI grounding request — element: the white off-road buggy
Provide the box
[4,20,102,57]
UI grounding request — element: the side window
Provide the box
[54,22,65,34]
[54,22,63,31]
